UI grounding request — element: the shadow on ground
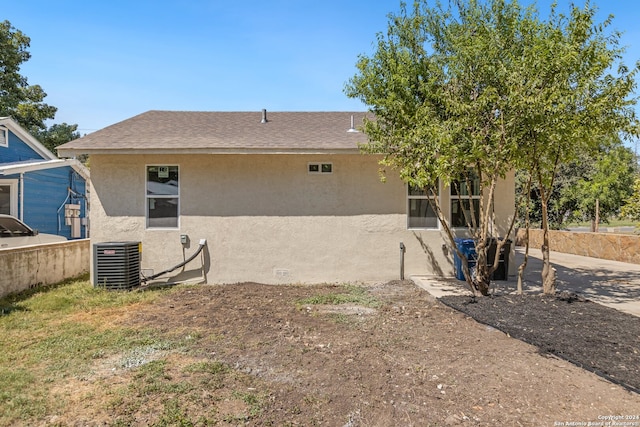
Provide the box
[509,248,640,310]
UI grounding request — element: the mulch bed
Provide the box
[440,291,640,394]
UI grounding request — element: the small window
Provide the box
[146,165,179,228]
[451,170,481,228]
[408,183,439,229]
[0,127,7,147]
[0,181,18,216]
[308,162,332,174]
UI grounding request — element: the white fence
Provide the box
[0,239,90,298]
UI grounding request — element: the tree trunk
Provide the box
[516,228,529,295]
[517,174,532,295]
[541,241,557,294]
[474,239,491,296]
[540,195,556,294]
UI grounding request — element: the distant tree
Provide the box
[621,176,640,223]
[574,143,636,230]
[517,139,636,230]
[516,157,589,230]
[34,123,81,154]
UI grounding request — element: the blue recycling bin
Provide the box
[453,238,477,280]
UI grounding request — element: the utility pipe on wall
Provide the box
[141,239,207,284]
[400,242,406,280]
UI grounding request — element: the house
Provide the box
[57,110,515,284]
[0,117,89,239]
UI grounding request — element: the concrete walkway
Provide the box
[412,247,640,317]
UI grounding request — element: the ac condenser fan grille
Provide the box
[93,242,141,289]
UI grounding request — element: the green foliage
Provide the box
[0,20,31,111]
[512,1,638,289]
[574,144,636,221]
[33,122,81,153]
[345,0,545,293]
[621,176,640,221]
[0,20,56,133]
[518,140,637,227]
[345,0,526,189]
[346,0,639,292]
[1,20,80,150]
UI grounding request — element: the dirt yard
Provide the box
[440,291,640,395]
[59,280,640,426]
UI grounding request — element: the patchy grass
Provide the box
[297,283,381,308]
[1,280,377,425]
[1,279,639,425]
[0,278,168,425]
[0,277,274,426]
[0,277,178,425]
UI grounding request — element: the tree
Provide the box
[346,0,638,296]
[621,175,640,222]
[346,0,536,296]
[516,139,637,230]
[34,123,81,153]
[514,3,638,293]
[0,20,57,134]
[574,143,636,230]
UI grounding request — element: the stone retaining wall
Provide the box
[515,229,640,265]
[0,239,90,298]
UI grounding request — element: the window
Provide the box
[408,184,439,229]
[0,180,18,216]
[0,127,7,147]
[308,162,332,174]
[146,165,179,228]
[451,170,480,228]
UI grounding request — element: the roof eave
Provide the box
[58,147,364,156]
[0,158,89,181]
[0,117,58,160]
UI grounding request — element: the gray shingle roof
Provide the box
[57,110,371,156]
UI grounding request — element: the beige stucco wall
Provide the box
[0,239,90,297]
[89,154,515,284]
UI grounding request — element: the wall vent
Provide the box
[93,241,141,289]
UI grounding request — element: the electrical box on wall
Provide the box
[65,204,81,238]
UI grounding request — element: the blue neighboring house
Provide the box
[0,117,89,239]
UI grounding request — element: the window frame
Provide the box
[308,162,333,174]
[407,181,440,230]
[450,170,481,229]
[0,127,7,148]
[0,180,19,217]
[145,165,180,229]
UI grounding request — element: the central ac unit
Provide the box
[93,241,141,289]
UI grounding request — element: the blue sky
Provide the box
[4,1,640,135]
